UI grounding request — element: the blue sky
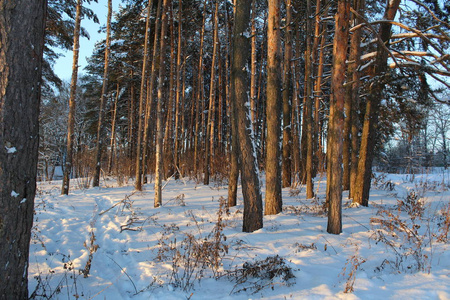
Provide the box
[53,1,121,81]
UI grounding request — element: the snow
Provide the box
[29,172,450,299]
[6,146,17,153]
[11,190,19,197]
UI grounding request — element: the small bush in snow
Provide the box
[340,245,366,293]
[226,255,295,294]
[370,199,430,272]
[156,197,229,291]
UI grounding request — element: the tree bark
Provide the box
[349,0,364,198]
[250,0,258,131]
[265,0,283,215]
[93,0,112,187]
[0,0,46,298]
[193,0,207,176]
[327,0,350,235]
[305,0,314,199]
[164,6,176,179]
[154,0,171,207]
[108,83,120,174]
[62,0,82,195]
[232,0,264,232]
[204,0,220,185]
[134,0,154,191]
[281,0,293,188]
[227,3,238,208]
[173,0,183,180]
[353,0,401,206]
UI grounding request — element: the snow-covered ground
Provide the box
[29,171,450,299]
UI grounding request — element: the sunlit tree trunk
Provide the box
[164,6,176,179]
[194,0,207,176]
[232,0,264,232]
[62,0,82,195]
[204,0,219,185]
[155,0,171,207]
[327,0,350,235]
[173,0,183,179]
[349,0,364,198]
[93,0,113,187]
[135,0,154,191]
[108,83,120,174]
[353,0,400,206]
[0,0,46,297]
[227,3,238,207]
[142,0,163,184]
[313,0,326,175]
[128,77,136,177]
[250,0,257,131]
[282,0,293,188]
[305,0,314,199]
[292,27,302,184]
[265,0,283,215]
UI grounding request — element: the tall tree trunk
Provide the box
[305,0,314,199]
[227,3,238,208]
[250,0,258,131]
[265,0,283,215]
[193,0,207,176]
[292,27,302,184]
[128,77,136,177]
[353,0,400,206]
[0,0,46,297]
[349,0,364,198]
[154,0,171,207]
[327,0,350,235]
[62,0,82,195]
[164,5,176,179]
[93,0,113,187]
[142,0,163,184]
[173,0,183,180]
[313,0,326,175]
[282,0,293,188]
[108,83,120,174]
[135,0,154,191]
[232,0,264,232]
[204,0,220,185]
[228,88,239,208]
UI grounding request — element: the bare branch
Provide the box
[349,7,402,70]
[408,0,450,29]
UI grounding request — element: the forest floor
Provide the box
[29,170,450,299]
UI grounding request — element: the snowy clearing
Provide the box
[29,171,450,299]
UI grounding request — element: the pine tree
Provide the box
[231,0,264,232]
[62,0,83,195]
[0,0,46,297]
[265,0,283,215]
